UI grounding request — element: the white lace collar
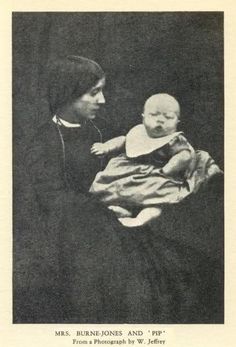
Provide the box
[52,115,81,128]
[126,124,182,158]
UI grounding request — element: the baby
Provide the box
[90,93,221,227]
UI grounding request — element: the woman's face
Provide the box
[70,77,106,121]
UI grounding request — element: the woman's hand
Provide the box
[91,142,108,156]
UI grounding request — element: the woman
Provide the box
[15,56,223,323]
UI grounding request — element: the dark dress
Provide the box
[13,118,224,324]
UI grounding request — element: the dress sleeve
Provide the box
[166,134,196,179]
[168,134,194,157]
[25,130,101,213]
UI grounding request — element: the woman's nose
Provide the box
[97,91,105,104]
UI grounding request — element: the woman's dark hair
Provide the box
[48,55,105,115]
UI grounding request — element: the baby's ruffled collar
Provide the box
[126,124,182,158]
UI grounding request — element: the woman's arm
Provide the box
[25,129,99,211]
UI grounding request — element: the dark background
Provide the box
[13,12,223,168]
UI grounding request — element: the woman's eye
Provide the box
[90,88,103,97]
[90,91,99,97]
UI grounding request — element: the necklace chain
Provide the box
[55,116,104,188]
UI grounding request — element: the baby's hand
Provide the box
[91,143,108,156]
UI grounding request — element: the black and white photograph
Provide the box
[13,12,224,325]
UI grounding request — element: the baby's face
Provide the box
[142,101,179,138]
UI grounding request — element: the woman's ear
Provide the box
[141,113,145,119]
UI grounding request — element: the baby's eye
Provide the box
[165,113,176,120]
